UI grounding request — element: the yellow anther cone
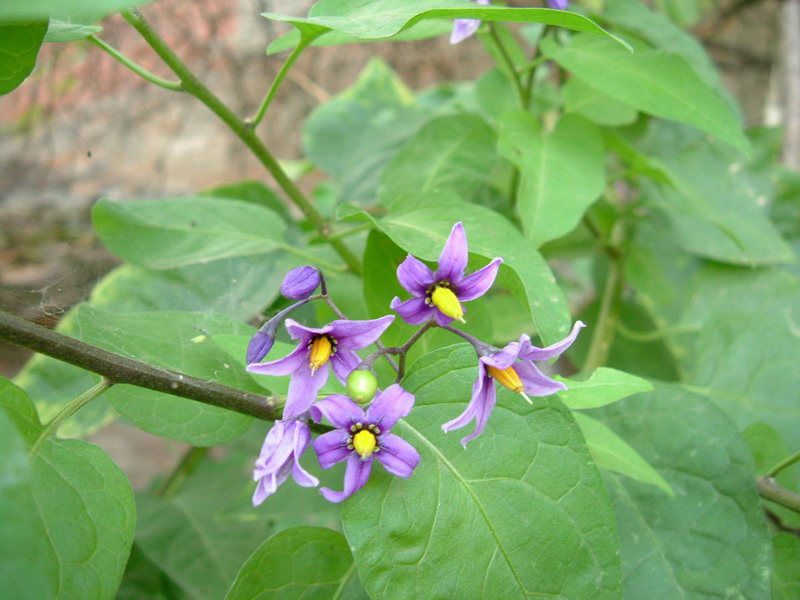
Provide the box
[353,430,377,458]
[309,336,332,373]
[487,365,524,394]
[431,286,465,322]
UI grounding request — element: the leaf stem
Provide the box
[486,23,526,107]
[757,476,800,513]
[118,9,362,275]
[766,450,800,479]
[247,32,319,128]
[156,446,209,498]
[0,310,279,422]
[87,34,182,91]
[29,378,113,457]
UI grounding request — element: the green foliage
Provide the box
[3,1,797,598]
[0,379,135,600]
[225,527,367,600]
[541,33,749,153]
[597,385,771,599]
[344,344,623,599]
[0,21,47,95]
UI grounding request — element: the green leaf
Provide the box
[598,384,771,599]
[345,191,572,344]
[0,21,47,96]
[562,77,638,127]
[0,0,151,20]
[601,0,733,107]
[263,0,627,48]
[379,113,503,205]
[773,533,800,600]
[92,197,290,269]
[303,58,429,207]
[498,112,606,245]
[73,306,257,445]
[44,19,102,42]
[201,180,291,223]
[225,527,367,600]
[556,367,653,410]
[573,412,672,495]
[344,344,622,598]
[0,380,136,600]
[643,134,794,266]
[541,34,750,154]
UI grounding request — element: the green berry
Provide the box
[347,369,378,405]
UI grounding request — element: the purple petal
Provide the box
[434,222,468,283]
[377,433,420,478]
[282,362,329,420]
[284,318,331,341]
[320,455,373,503]
[254,421,294,474]
[482,341,523,370]
[281,266,321,299]
[433,307,455,327]
[313,429,353,469]
[331,348,361,385]
[515,361,566,396]
[247,344,307,376]
[290,421,318,487]
[310,394,364,429]
[365,384,415,430]
[390,296,435,325]
[450,18,481,44]
[329,315,394,350]
[547,0,568,9]
[455,257,503,301]
[441,368,497,447]
[396,254,433,295]
[519,321,585,361]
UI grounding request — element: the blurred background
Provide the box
[1,0,798,485]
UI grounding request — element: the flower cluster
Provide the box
[244,221,582,506]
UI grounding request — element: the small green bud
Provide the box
[347,369,378,405]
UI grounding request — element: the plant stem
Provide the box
[157,446,209,498]
[87,35,182,91]
[757,477,800,513]
[766,450,800,478]
[0,310,279,422]
[29,378,113,457]
[440,325,494,355]
[487,23,526,107]
[248,33,318,128]
[118,9,362,275]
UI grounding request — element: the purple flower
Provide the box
[450,0,490,44]
[390,222,502,326]
[246,324,278,364]
[311,384,421,503]
[281,266,321,300]
[547,0,569,9]
[442,321,585,447]
[252,419,318,506]
[247,316,394,419]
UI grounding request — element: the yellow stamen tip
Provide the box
[431,286,465,322]
[352,430,377,459]
[487,365,526,395]
[309,336,333,372]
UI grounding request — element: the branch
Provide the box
[117,9,362,275]
[757,476,800,514]
[0,310,278,422]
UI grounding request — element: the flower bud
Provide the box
[281,266,321,300]
[246,327,276,364]
[346,369,378,405]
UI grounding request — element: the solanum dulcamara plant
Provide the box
[1,0,798,598]
[245,223,583,503]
